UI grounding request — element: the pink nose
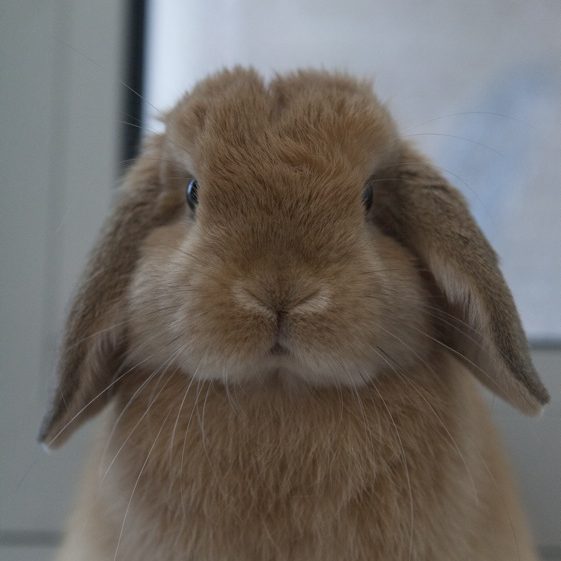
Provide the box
[232,284,330,321]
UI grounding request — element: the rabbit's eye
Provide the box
[362,182,373,211]
[186,179,199,211]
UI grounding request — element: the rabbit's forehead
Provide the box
[192,135,368,216]
[168,70,398,182]
[199,105,392,175]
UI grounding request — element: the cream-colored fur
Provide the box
[41,68,547,560]
[58,357,537,561]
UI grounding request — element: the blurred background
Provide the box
[1,0,559,559]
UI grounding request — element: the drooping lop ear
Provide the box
[39,135,182,449]
[371,144,549,415]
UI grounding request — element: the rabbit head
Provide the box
[39,68,549,449]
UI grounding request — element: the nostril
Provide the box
[292,289,320,308]
[233,283,330,318]
[233,285,274,318]
[292,287,331,314]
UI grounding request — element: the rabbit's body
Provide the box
[58,355,535,561]
[42,69,547,560]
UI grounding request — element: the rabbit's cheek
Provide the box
[128,220,429,388]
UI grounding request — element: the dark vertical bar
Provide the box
[120,0,147,168]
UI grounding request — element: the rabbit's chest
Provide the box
[107,369,466,560]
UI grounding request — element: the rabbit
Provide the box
[39,68,549,561]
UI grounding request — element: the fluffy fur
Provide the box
[40,68,548,560]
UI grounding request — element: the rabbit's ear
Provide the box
[371,145,549,415]
[39,136,181,449]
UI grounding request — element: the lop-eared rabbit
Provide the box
[40,69,549,561]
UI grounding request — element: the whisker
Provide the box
[370,342,479,503]
[100,345,185,481]
[196,380,214,469]
[369,379,415,560]
[179,356,209,522]
[479,458,522,561]
[381,160,491,219]
[404,110,536,134]
[112,408,173,561]
[405,324,497,386]
[167,369,198,466]
[404,132,503,157]
[44,351,155,448]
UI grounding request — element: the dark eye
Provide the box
[186,179,199,211]
[362,182,373,211]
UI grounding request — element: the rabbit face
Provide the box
[128,185,429,388]
[127,70,429,387]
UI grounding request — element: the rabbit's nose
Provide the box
[232,284,331,320]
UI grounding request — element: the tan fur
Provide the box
[41,68,547,560]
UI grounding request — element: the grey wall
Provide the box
[0,1,125,559]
